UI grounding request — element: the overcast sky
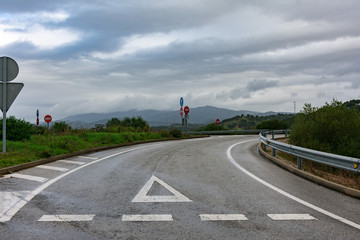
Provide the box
[1,0,360,122]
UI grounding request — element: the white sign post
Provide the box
[0,56,21,153]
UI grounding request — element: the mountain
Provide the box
[59,106,287,128]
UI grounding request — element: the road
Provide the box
[1,135,359,239]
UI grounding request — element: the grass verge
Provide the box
[264,143,360,190]
[0,132,166,169]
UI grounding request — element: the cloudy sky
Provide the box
[1,0,360,122]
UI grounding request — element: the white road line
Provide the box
[267,214,317,220]
[78,156,98,160]
[38,215,95,222]
[0,145,151,222]
[200,214,249,221]
[36,165,69,172]
[132,175,192,203]
[122,214,173,222]
[227,140,360,230]
[0,191,31,222]
[57,160,86,165]
[5,173,48,183]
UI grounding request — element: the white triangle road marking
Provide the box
[132,175,192,203]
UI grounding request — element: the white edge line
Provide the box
[122,214,173,222]
[1,146,149,222]
[227,140,360,230]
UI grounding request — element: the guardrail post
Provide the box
[271,131,276,156]
[263,132,267,151]
[284,129,288,138]
[297,157,302,170]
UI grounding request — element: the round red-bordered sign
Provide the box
[216,119,220,125]
[44,115,52,123]
[184,106,190,114]
[180,107,183,117]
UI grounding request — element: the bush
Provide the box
[169,128,182,138]
[290,100,360,158]
[105,116,150,132]
[159,129,170,138]
[51,122,72,134]
[0,116,34,141]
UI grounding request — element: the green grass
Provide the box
[0,132,164,169]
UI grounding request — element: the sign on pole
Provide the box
[180,97,183,107]
[36,109,39,126]
[184,106,190,114]
[0,83,24,112]
[44,115,52,129]
[216,119,220,125]
[1,56,22,153]
[0,57,19,82]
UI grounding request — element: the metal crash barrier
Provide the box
[259,130,360,173]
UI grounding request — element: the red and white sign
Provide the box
[216,118,220,125]
[180,107,183,117]
[44,115,52,123]
[184,106,190,114]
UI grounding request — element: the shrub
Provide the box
[51,122,72,134]
[169,128,182,138]
[290,100,360,158]
[0,116,34,141]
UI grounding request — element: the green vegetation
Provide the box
[197,123,227,131]
[0,116,183,169]
[195,113,295,131]
[0,116,34,141]
[290,100,360,158]
[255,119,288,130]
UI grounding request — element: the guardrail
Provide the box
[188,129,265,135]
[259,130,360,173]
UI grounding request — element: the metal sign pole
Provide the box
[2,57,7,153]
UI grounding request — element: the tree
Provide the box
[256,119,288,130]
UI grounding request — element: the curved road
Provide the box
[1,135,359,239]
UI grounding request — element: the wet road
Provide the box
[1,135,359,239]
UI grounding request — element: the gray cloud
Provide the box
[1,0,360,121]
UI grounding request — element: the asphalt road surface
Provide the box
[1,135,359,239]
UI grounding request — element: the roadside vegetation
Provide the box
[265,100,360,190]
[0,116,183,169]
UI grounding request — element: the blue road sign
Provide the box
[37,109,39,117]
[180,97,184,107]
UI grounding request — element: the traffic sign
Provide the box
[0,57,19,82]
[0,83,24,112]
[44,115,52,123]
[180,107,183,117]
[184,106,190,114]
[37,109,39,117]
[180,97,184,107]
[216,119,220,125]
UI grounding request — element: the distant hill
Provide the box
[59,106,289,128]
